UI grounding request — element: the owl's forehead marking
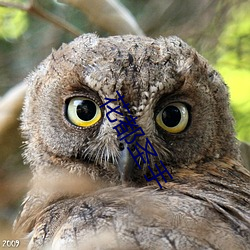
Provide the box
[80,35,188,112]
[52,35,201,116]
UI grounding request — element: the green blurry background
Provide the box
[0,0,249,241]
[215,1,250,141]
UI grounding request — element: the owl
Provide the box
[14,34,250,250]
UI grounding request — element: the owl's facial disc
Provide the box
[63,90,192,184]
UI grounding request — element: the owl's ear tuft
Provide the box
[177,50,208,85]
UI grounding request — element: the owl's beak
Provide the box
[118,142,136,183]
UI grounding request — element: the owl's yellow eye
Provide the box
[66,97,101,127]
[156,103,189,133]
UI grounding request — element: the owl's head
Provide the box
[21,34,239,186]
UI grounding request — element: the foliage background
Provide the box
[0,0,249,243]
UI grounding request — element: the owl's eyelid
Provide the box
[155,97,192,117]
[63,117,102,130]
[162,101,188,108]
[155,91,192,104]
[63,93,102,107]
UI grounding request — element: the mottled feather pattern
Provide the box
[14,34,250,249]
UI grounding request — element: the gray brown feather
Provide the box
[14,34,250,250]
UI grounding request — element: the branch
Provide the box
[0,82,26,138]
[0,0,81,36]
[59,0,144,35]
[0,1,28,10]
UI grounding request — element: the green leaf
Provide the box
[0,7,28,40]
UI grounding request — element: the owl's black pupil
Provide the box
[162,106,181,127]
[76,100,96,121]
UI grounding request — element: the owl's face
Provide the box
[22,34,238,186]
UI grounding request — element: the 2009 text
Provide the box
[2,240,20,248]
